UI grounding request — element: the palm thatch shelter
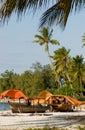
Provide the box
[38,90,53,100]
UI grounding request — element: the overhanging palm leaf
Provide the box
[0,0,52,23]
[82,43,85,47]
[0,0,85,28]
[40,0,85,28]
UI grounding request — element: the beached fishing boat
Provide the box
[47,95,85,112]
[8,97,50,113]
[47,95,74,112]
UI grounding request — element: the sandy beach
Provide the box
[0,106,85,130]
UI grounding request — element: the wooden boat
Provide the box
[47,95,73,112]
[8,98,50,113]
[50,103,73,112]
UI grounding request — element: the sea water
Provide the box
[0,103,10,111]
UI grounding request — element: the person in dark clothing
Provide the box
[27,99,31,106]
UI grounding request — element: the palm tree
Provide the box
[51,47,72,88]
[0,0,85,28]
[33,27,60,61]
[71,55,85,96]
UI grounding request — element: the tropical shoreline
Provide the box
[0,107,85,130]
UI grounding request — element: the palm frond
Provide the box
[48,28,53,38]
[50,39,60,45]
[34,34,44,40]
[0,0,51,23]
[40,0,71,28]
[33,40,44,45]
[40,27,49,39]
[0,0,17,23]
[40,0,85,28]
[82,43,85,48]
[40,2,64,28]
[0,0,85,27]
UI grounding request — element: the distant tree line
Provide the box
[0,62,55,97]
[0,47,85,99]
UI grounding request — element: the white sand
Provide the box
[0,107,85,130]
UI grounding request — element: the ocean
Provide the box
[0,103,10,111]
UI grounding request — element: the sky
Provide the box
[0,7,85,74]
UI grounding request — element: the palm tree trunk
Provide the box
[66,73,72,88]
[79,76,83,96]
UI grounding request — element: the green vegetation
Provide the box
[24,127,65,130]
[23,125,85,130]
[78,126,85,130]
[0,46,85,99]
[0,126,85,130]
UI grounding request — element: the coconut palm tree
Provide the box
[71,55,85,96]
[51,47,72,88]
[0,0,85,28]
[33,27,60,61]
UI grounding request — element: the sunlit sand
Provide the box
[0,105,85,130]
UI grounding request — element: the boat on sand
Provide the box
[8,97,50,113]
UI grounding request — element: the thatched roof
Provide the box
[38,90,53,100]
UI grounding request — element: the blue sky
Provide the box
[0,9,85,74]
